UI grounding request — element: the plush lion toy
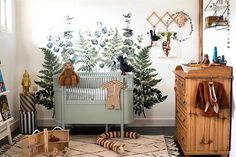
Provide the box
[58,59,79,86]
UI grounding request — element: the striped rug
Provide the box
[0,134,179,157]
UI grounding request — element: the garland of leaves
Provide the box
[166,11,194,42]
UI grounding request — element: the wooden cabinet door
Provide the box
[188,79,230,153]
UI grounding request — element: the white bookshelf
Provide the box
[0,65,13,144]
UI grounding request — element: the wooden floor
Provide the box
[0,126,224,157]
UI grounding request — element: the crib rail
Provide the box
[53,72,133,101]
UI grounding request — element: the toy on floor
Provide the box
[62,147,70,157]
[117,56,134,75]
[47,147,58,157]
[59,59,79,86]
[96,131,140,154]
[21,70,31,95]
[49,134,60,142]
[21,127,69,157]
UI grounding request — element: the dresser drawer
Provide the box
[175,75,185,94]
[176,105,188,129]
[176,120,187,151]
[175,91,187,112]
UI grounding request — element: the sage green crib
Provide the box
[53,72,134,139]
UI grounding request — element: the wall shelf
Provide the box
[205,4,228,12]
[204,0,229,30]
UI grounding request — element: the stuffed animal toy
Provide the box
[96,131,140,154]
[58,59,79,86]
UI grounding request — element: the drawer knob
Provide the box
[200,138,213,145]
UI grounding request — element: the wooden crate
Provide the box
[21,127,69,157]
[47,129,69,152]
[21,131,45,157]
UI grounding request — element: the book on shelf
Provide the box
[0,70,6,92]
[0,95,11,121]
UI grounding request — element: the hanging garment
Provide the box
[195,81,229,117]
[102,80,125,109]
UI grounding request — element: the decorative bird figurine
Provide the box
[149,29,160,46]
[117,56,134,75]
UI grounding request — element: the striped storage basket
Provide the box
[20,93,36,112]
[19,110,37,135]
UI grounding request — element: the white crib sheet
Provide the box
[66,88,107,101]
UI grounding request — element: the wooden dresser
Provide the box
[174,65,233,157]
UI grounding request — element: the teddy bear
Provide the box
[58,59,79,86]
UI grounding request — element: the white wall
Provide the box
[0,0,18,130]
[16,0,199,126]
[230,0,236,156]
[202,0,236,156]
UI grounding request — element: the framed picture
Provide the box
[0,95,11,121]
[156,32,177,58]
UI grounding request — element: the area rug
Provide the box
[0,134,179,157]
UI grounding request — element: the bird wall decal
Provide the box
[117,55,134,75]
[149,29,160,46]
[149,30,161,45]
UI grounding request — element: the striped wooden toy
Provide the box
[96,131,140,154]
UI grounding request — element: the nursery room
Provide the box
[0,0,235,156]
